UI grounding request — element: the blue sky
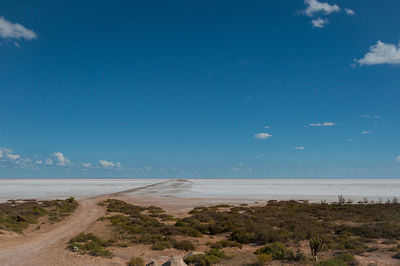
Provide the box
[0,0,400,178]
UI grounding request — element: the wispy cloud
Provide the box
[345,8,355,16]
[396,155,400,163]
[361,131,372,135]
[311,18,328,28]
[294,146,306,151]
[99,160,122,169]
[361,114,380,119]
[0,148,20,161]
[254,133,272,140]
[0,147,33,168]
[81,162,92,168]
[308,122,336,127]
[0,16,37,41]
[294,146,305,150]
[356,41,400,66]
[301,0,354,28]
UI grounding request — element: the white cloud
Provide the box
[0,147,34,168]
[99,160,114,168]
[51,152,71,166]
[345,8,355,15]
[81,162,92,168]
[0,16,37,40]
[0,148,21,161]
[303,0,340,17]
[264,125,270,129]
[99,160,122,169]
[254,133,272,140]
[311,17,328,28]
[308,122,336,127]
[35,160,42,165]
[396,155,400,163]
[294,146,305,150]
[45,158,53,165]
[356,41,400,66]
[7,153,21,160]
[361,131,372,135]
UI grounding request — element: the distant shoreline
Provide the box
[1,178,400,204]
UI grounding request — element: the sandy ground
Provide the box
[0,179,399,266]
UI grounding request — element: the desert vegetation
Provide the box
[67,198,400,265]
[0,197,78,233]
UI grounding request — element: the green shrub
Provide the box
[230,230,255,244]
[68,233,114,258]
[210,239,242,249]
[317,254,357,266]
[184,248,225,266]
[0,198,78,233]
[256,253,272,265]
[255,242,295,261]
[174,240,196,251]
[128,257,145,266]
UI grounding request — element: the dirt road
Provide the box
[0,197,107,266]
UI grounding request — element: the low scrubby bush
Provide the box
[184,248,225,266]
[317,254,357,266]
[68,233,114,258]
[255,242,295,261]
[174,239,196,251]
[128,257,145,266]
[210,239,242,249]
[0,198,78,233]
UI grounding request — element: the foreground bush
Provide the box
[103,200,201,251]
[0,197,78,233]
[128,257,145,266]
[174,239,196,251]
[184,248,225,266]
[68,233,114,258]
[316,254,357,266]
[255,242,294,261]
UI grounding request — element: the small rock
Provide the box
[161,256,187,266]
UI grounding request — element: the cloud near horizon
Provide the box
[99,160,122,169]
[294,146,305,150]
[0,147,32,168]
[308,122,336,127]
[254,133,272,140]
[361,131,372,135]
[0,16,37,41]
[356,41,400,66]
